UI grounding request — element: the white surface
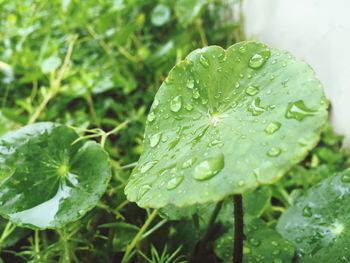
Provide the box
[243,0,350,147]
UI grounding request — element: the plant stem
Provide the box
[0,222,16,251]
[121,209,158,263]
[233,194,243,263]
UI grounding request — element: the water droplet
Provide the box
[285,100,316,121]
[341,171,350,183]
[264,122,281,135]
[248,98,266,116]
[199,54,209,68]
[141,161,158,173]
[250,238,261,247]
[245,85,259,96]
[182,158,196,168]
[192,88,200,99]
[271,241,278,247]
[193,152,224,181]
[267,147,281,157]
[187,79,194,89]
[302,204,313,217]
[235,82,240,88]
[170,95,182,112]
[153,98,160,108]
[166,176,184,190]
[147,111,155,122]
[137,184,151,200]
[150,132,162,147]
[237,180,245,187]
[272,249,280,255]
[248,49,270,69]
[238,46,246,54]
[185,103,193,111]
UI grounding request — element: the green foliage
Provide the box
[0,123,111,229]
[277,169,350,262]
[125,41,328,208]
[0,0,349,262]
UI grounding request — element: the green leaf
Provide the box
[175,0,209,26]
[277,169,350,262]
[0,123,111,229]
[215,217,295,263]
[41,55,62,74]
[125,41,328,208]
[151,4,171,27]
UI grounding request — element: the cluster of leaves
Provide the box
[1,0,350,263]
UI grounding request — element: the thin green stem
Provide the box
[34,230,41,260]
[195,19,208,47]
[233,195,243,263]
[121,209,158,263]
[0,222,16,251]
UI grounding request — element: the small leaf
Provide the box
[151,4,171,27]
[41,55,62,74]
[175,0,209,27]
[277,169,350,262]
[125,41,328,208]
[0,123,111,229]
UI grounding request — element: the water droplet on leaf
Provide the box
[248,98,266,116]
[170,95,182,112]
[166,176,184,190]
[150,132,162,147]
[141,161,158,173]
[193,152,224,181]
[245,85,259,96]
[267,147,281,157]
[285,100,316,121]
[265,122,281,135]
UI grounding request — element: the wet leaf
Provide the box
[0,123,111,229]
[125,41,328,208]
[277,169,350,262]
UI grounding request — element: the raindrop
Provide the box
[137,184,151,200]
[245,85,259,96]
[147,111,155,122]
[199,54,210,68]
[267,147,281,157]
[185,103,193,111]
[248,49,270,69]
[341,171,350,183]
[237,180,245,187]
[150,132,162,148]
[170,95,182,112]
[141,161,158,173]
[238,46,246,54]
[182,158,196,168]
[250,238,261,247]
[302,204,313,217]
[187,79,194,89]
[264,122,281,135]
[166,176,184,190]
[192,88,200,99]
[193,152,224,181]
[285,100,316,121]
[235,82,240,88]
[248,98,266,116]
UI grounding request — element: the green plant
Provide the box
[125,41,328,262]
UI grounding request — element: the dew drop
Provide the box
[302,204,313,217]
[137,184,151,200]
[182,158,196,168]
[141,161,158,173]
[150,132,162,147]
[250,238,261,247]
[248,49,270,69]
[341,171,350,183]
[248,98,266,116]
[187,79,194,89]
[245,85,259,96]
[185,103,193,111]
[285,100,316,121]
[166,176,184,190]
[192,88,200,99]
[267,147,281,157]
[237,180,245,187]
[238,46,246,54]
[264,122,281,135]
[170,95,182,112]
[147,111,155,122]
[199,54,210,68]
[193,152,224,181]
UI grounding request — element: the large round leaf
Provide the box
[277,169,350,262]
[125,41,328,208]
[0,122,111,229]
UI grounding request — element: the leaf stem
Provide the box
[233,194,243,263]
[0,222,16,251]
[121,209,158,263]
